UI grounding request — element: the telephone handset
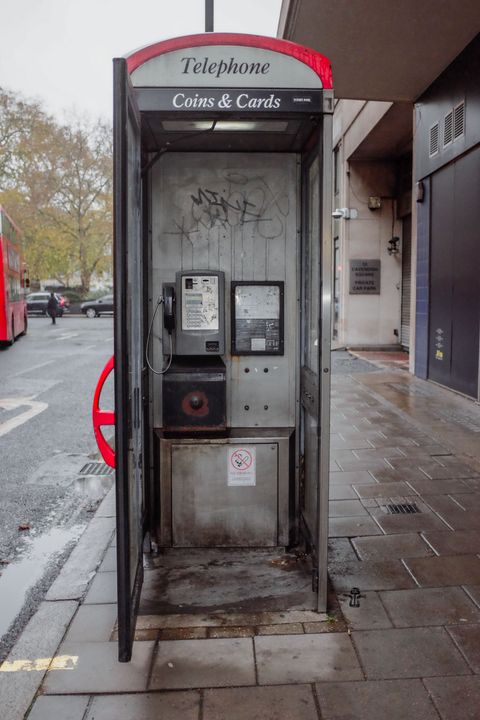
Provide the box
[163,285,175,334]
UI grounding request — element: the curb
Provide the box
[0,488,116,720]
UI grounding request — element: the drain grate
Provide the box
[384,502,420,515]
[79,462,115,477]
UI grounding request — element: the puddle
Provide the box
[73,475,114,500]
[0,524,85,641]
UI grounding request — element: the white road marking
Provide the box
[56,333,79,341]
[0,397,48,438]
[13,360,56,377]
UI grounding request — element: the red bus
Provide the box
[0,206,28,345]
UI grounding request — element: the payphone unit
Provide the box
[161,270,226,432]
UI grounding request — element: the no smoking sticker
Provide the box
[227,446,256,486]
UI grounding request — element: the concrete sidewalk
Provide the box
[4,351,480,719]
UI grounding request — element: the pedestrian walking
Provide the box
[47,292,58,325]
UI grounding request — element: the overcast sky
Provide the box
[1,0,282,122]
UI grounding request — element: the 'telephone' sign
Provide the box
[131,45,323,90]
[180,56,271,79]
[172,91,281,110]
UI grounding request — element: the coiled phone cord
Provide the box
[145,297,173,375]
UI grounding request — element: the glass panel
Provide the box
[307,157,320,372]
[303,409,318,534]
[126,108,143,594]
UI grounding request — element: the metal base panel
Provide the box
[157,428,292,548]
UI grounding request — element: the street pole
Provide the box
[205,0,214,32]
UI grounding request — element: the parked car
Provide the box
[26,292,65,316]
[81,294,114,318]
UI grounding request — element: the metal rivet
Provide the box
[264,368,269,373]
[264,405,268,410]
[244,368,250,373]
[244,405,250,411]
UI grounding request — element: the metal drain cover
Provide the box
[385,503,420,514]
[79,462,115,477]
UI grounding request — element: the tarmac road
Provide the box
[0,316,114,659]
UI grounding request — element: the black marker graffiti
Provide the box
[190,187,267,228]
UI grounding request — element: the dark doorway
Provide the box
[428,147,480,398]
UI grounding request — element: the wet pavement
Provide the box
[4,349,480,719]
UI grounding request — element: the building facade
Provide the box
[279,2,480,399]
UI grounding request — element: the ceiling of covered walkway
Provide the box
[278,0,480,101]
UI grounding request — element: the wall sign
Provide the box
[349,260,381,294]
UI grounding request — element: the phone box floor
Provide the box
[138,548,319,616]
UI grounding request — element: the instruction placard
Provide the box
[227,447,256,486]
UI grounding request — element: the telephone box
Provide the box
[94,33,333,661]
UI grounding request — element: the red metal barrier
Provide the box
[92,355,115,468]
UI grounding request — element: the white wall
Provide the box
[333,103,404,347]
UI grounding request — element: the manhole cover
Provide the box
[79,462,114,477]
[384,503,420,515]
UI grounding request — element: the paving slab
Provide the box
[353,447,407,459]
[329,484,359,500]
[315,679,439,720]
[424,676,480,720]
[203,685,318,719]
[369,467,429,483]
[0,601,77,720]
[330,470,376,485]
[335,458,391,472]
[328,560,416,592]
[404,555,480,587]
[447,624,480,672]
[427,508,480,530]
[353,481,412,498]
[373,511,448,534]
[98,545,116,572]
[149,637,255,690]
[352,533,433,560]
[328,538,358,563]
[330,434,372,450]
[45,517,115,601]
[254,633,363,684]
[63,603,117,643]
[86,691,200,720]
[95,487,116,517]
[407,478,473,495]
[329,499,369,517]
[352,627,471,679]
[420,461,478,479]
[464,585,480,607]
[83,570,117,604]
[27,695,90,720]
[42,641,155,694]
[338,591,392,630]
[450,491,480,508]
[379,587,480,627]
[422,529,480,555]
[329,516,382,538]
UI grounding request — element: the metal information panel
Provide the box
[231,282,284,355]
[181,275,219,331]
